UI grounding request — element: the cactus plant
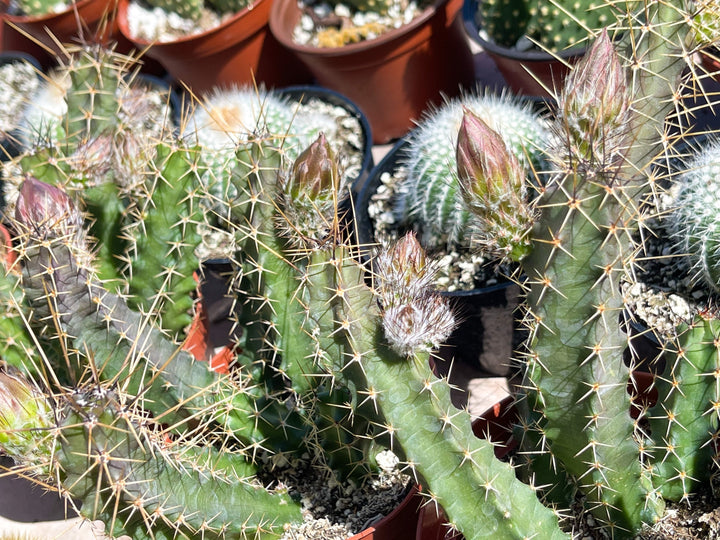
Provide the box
[669,139,720,293]
[395,92,550,253]
[3,2,720,540]
[8,0,73,17]
[478,0,623,52]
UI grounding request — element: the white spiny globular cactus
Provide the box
[396,92,551,250]
[670,138,720,292]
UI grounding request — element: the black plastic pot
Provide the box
[355,136,523,377]
[462,0,584,98]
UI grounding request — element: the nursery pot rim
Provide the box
[269,0,461,59]
[116,0,268,49]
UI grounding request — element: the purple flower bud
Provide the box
[15,176,83,241]
[375,233,436,306]
[454,110,534,262]
[456,108,526,202]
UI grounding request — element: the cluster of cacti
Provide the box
[4,2,720,540]
[478,0,622,51]
[7,45,200,338]
[396,92,550,254]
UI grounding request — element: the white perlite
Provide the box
[0,61,39,135]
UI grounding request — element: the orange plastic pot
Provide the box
[269,0,475,144]
[3,0,122,63]
[116,0,311,94]
[348,483,422,540]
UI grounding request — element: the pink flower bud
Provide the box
[560,29,630,163]
[15,176,83,241]
[456,108,526,202]
[455,110,534,262]
[287,133,339,203]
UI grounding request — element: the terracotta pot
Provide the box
[116,0,312,94]
[349,483,422,540]
[269,0,475,144]
[462,0,583,98]
[3,0,122,66]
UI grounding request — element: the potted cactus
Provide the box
[268,0,476,143]
[6,2,720,540]
[463,0,625,97]
[115,0,312,93]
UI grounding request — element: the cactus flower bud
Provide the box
[287,132,338,203]
[280,133,345,247]
[374,232,435,305]
[456,110,535,262]
[0,370,54,475]
[14,176,83,243]
[375,234,456,356]
[560,29,630,166]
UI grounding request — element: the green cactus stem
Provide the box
[647,313,720,502]
[12,177,217,429]
[359,233,568,539]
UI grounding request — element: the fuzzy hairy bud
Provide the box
[15,176,84,244]
[280,133,346,247]
[560,29,630,168]
[456,110,534,262]
[375,233,455,356]
[0,370,54,475]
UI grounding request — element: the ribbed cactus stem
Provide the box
[121,142,204,337]
[648,313,720,502]
[63,46,122,150]
[55,387,302,539]
[521,30,665,533]
[13,177,218,429]
[356,233,568,539]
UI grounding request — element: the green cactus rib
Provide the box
[17,207,218,428]
[122,143,203,337]
[618,0,698,185]
[57,389,302,539]
[648,315,720,502]
[12,0,61,16]
[523,170,664,534]
[63,46,122,150]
